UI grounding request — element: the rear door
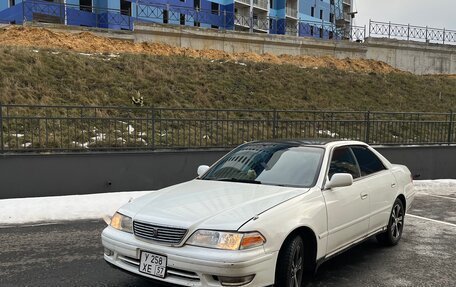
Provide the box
[323,146,370,254]
[351,146,397,233]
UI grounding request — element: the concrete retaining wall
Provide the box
[23,23,456,74]
[0,146,455,199]
[26,22,456,74]
[132,23,456,75]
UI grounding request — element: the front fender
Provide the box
[239,188,327,260]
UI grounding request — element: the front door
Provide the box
[323,147,370,254]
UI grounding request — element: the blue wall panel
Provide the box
[0,2,24,24]
[67,7,97,27]
[0,0,8,11]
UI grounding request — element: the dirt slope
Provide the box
[0,25,398,73]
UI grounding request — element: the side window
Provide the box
[351,146,386,176]
[328,147,360,180]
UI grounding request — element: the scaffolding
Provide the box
[332,0,352,39]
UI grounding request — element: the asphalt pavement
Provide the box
[0,190,455,287]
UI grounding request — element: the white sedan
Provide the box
[102,140,415,287]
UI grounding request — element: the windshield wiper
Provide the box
[212,178,262,184]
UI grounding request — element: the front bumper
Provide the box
[101,226,277,287]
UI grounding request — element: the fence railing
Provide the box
[0,104,454,153]
[369,20,456,45]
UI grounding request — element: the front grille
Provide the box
[167,267,200,281]
[133,221,188,244]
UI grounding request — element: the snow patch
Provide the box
[71,141,89,148]
[0,191,151,225]
[235,61,247,66]
[116,137,126,143]
[91,133,106,141]
[317,129,339,138]
[136,138,148,145]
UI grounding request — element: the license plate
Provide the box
[139,251,167,278]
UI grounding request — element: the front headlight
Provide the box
[186,230,265,250]
[110,212,133,233]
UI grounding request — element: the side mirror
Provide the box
[325,173,353,189]
[197,165,210,177]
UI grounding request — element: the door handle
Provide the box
[360,193,368,200]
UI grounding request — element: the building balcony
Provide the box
[234,13,250,29]
[285,29,297,36]
[252,0,268,11]
[253,19,269,32]
[235,0,251,7]
[285,7,297,19]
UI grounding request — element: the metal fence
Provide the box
[369,20,456,45]
[0,104,454,153]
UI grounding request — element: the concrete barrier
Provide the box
[29,22,456,75]
[133,23,456,75]
[0,146,455,199]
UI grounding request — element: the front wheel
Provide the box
[376,198,405,246]
[275,235,305,287]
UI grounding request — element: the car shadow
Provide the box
[306,237,389,286]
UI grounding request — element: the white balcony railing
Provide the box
[252,17,268,30]
[235,0,250,6]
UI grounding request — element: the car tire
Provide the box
[275,235,305,287]
[376,198,405,246]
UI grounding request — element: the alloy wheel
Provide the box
[390,203,404,239]
[290,242,304,287]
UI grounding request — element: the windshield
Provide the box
[201,143,324,187]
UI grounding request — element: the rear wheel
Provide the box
[275,235,305,287]
[376,198,405,246]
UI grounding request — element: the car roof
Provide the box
[250,139,366,146]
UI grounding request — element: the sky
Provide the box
[352,0,456,30]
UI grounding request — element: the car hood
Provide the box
[120,179,309,231]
